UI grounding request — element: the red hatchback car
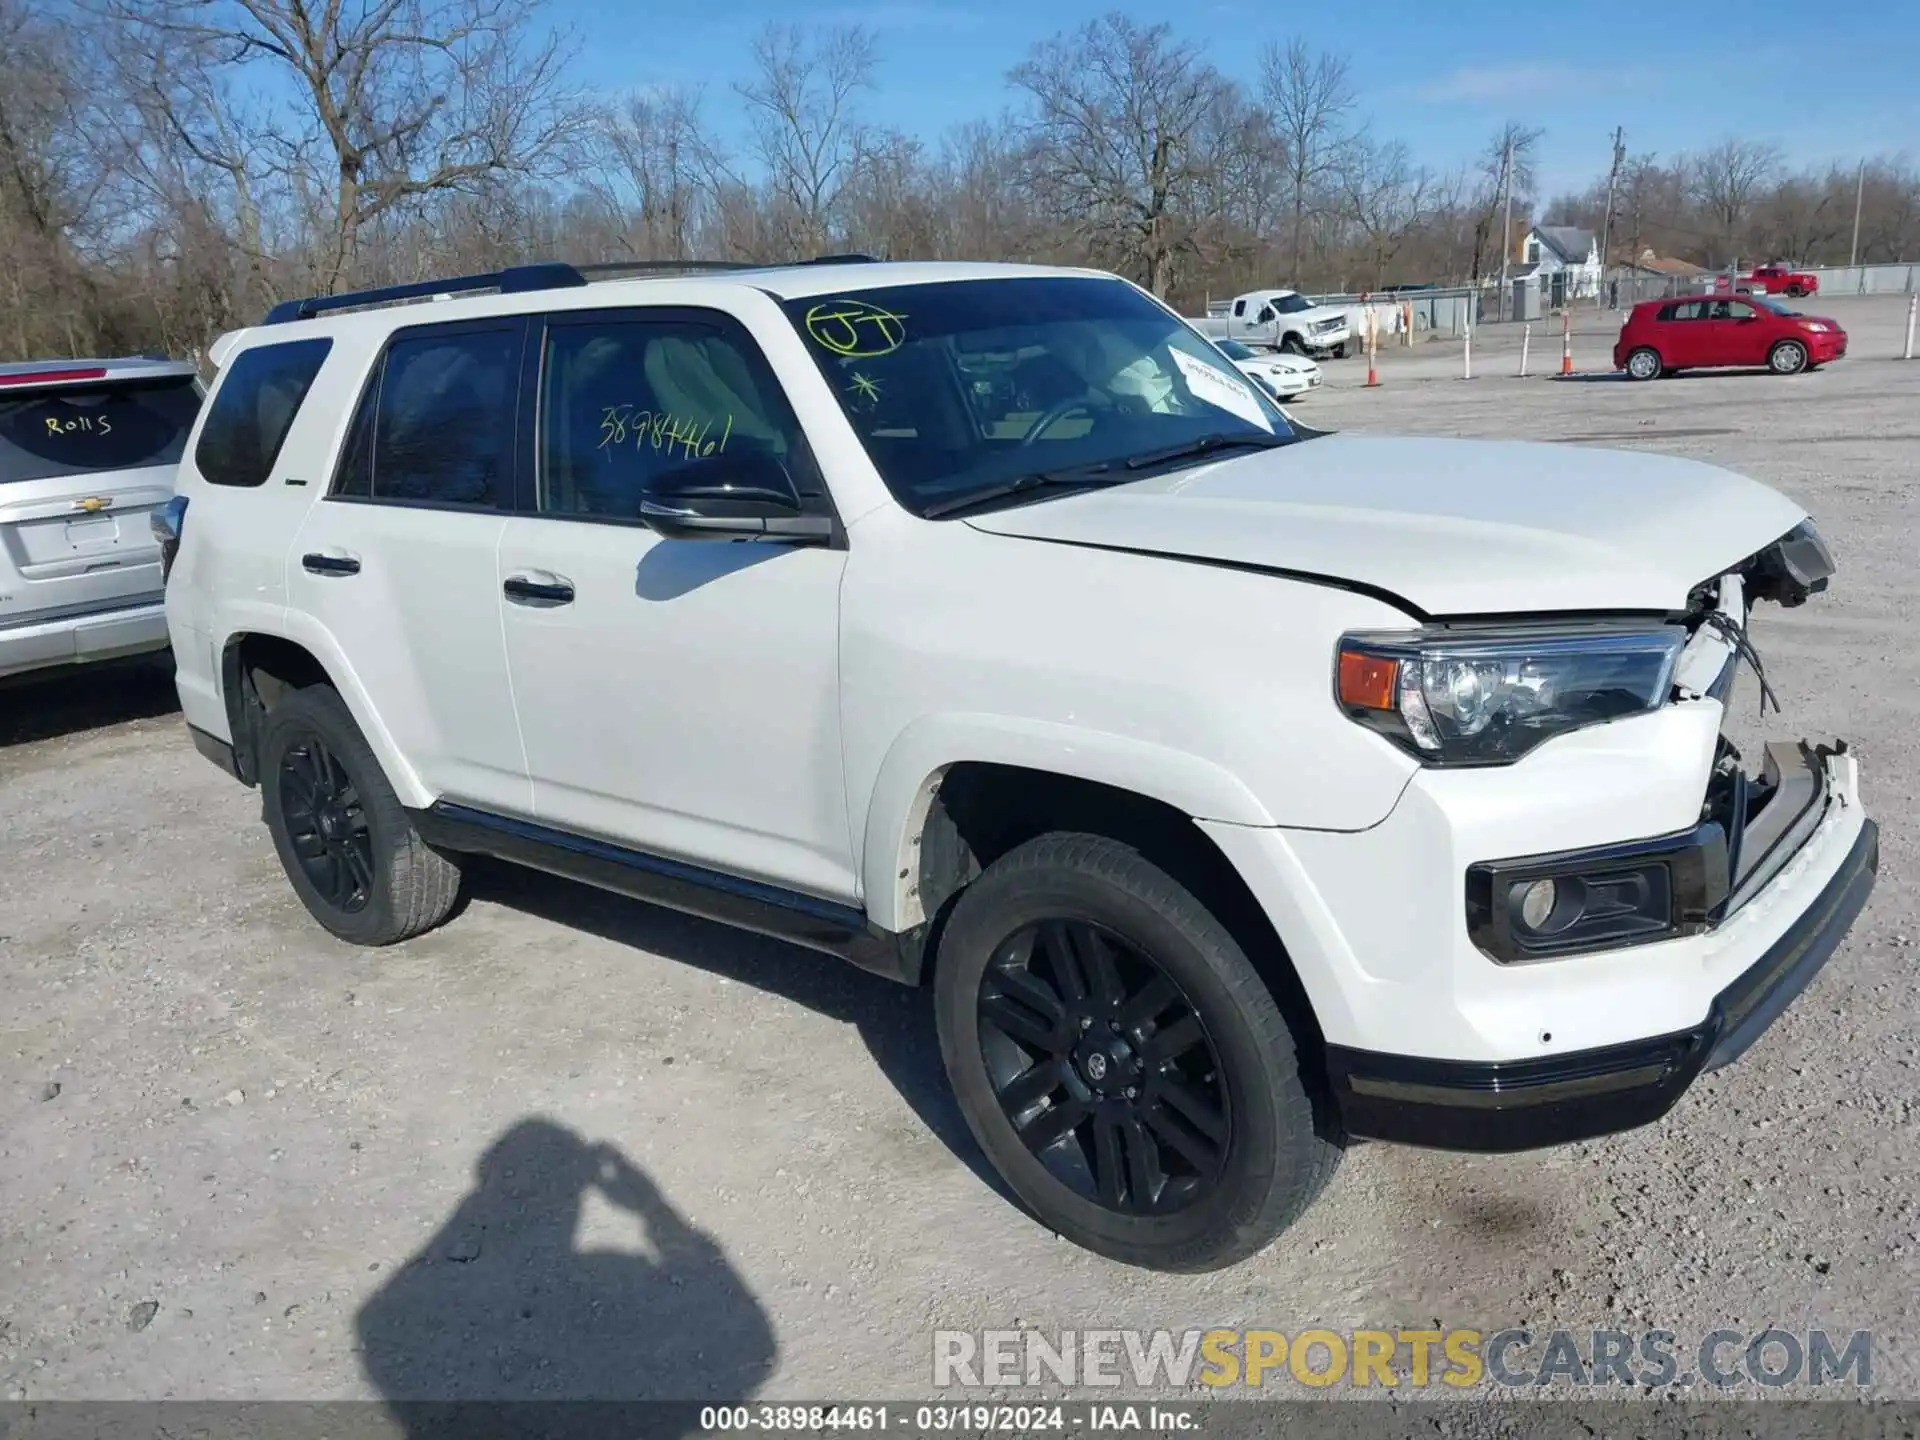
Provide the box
[1613,295,1847,379]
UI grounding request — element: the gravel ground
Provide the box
[2,296,1916,1412]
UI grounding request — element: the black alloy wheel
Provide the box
[978,918,1229,1216]
[277,733,375,913]
[258,684,463,945]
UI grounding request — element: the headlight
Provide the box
[1335,627,1684,765]
[1802,322,1829,332]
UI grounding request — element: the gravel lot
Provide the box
[3,296,1917,1409]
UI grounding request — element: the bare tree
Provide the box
[106,0,590,292]
[1010,13,1232,298]
[593,87,723,261]
[1687,137,1783,265]
[1258,40,1354,282]
[736,22,876,260]
[1340,135,1431,289]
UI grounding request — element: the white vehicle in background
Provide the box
[1195,289,1352,358]
[1212,338,1321,400]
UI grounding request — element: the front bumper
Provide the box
[1200,715,1876,1152]
[0,599,169,679]
[1325,816,1877,1150]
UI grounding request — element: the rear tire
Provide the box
[259,685,463,946]
[1625,346,1662,380]
[1769,339,1808,375]
[933,832,1339,1272]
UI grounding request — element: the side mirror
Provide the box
[638,451,832,543]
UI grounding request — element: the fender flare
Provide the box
[222,614,432,809]
[857,712,1278,933]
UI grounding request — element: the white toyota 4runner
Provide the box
[160,259,1877,1272]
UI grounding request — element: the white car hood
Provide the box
[1248,353,1317,375]
[965,434,1810,618]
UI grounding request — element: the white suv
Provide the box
[162,259,1877,1272]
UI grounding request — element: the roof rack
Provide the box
[263,263,587,325]
[260,252,887,325]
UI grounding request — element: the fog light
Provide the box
[1518,878,1557,930]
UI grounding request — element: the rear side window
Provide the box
[0,376,200,485]
[195,339,332,488]
[332,325,520,507]
[1657,301,1707,323]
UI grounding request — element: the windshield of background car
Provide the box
[1274,293,1313,314]
[780,277,1293,517]
[1215,339,1255,359]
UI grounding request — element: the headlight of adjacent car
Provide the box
[1335,627,1685,765]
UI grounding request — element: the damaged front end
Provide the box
[1679,517,1857,930]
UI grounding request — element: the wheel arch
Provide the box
[860,715,1277,933]
[218,625,429,805]
[892,758,1332,1072]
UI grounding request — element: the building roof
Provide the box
[1618,250,1709,277]
[1532,226,1597,264]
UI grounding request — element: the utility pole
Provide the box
[1850,158,1865,267]
[1597,126,1625,309]
[1496,133,1514,320]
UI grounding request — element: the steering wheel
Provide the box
[1020,398,1095,446]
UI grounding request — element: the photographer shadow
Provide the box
[357,1118,775,1437]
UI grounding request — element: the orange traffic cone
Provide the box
[1560,312,1573,375]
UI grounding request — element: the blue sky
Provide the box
[546,0,1917,201]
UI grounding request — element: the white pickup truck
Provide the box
[162,257,1875,1273]
[1193,289,1353,357]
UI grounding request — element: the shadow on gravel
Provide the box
[0,654,179,747]
[462,859,1004,1199]
[357,1118,774,1435]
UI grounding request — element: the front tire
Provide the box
[1785,284,1807,298]
[933,833,1339,1271]
[1769,339,1808,375]
[259,685,463,946]
[1280,334,1306,356]
[1332,342,1348,359]
[1626,346,1662,380]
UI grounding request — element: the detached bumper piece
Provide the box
[1327,818,1877,1152]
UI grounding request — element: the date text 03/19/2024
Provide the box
[697,1404,1198,1432]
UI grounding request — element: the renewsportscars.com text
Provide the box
[933,1327,1872,1391]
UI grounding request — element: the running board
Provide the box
[412,802,921,984]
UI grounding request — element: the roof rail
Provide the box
[262,262,587,325]
[260,252,888,324]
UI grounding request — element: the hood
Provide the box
[965,434,1811,618]
[1253,352,1320,375]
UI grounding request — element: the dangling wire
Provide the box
[1703,609,1781,715]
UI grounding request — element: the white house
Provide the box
[1519,225,1603,304]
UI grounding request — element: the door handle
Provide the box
[503,571,575,605]
[301,550,361,576]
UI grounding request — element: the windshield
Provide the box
[0,376,200,485]
[1215,339,1255,359]
[781,277,1293,518]
[1273,293,1314,314]
[1752,297,1800,317]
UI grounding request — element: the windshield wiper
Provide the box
[920,464,1120,519]
[1124,432,1289,471]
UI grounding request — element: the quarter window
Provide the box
[536,316,809,521]
[196,340,330,488]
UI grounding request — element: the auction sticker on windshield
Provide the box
[1169,349,1271,430]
